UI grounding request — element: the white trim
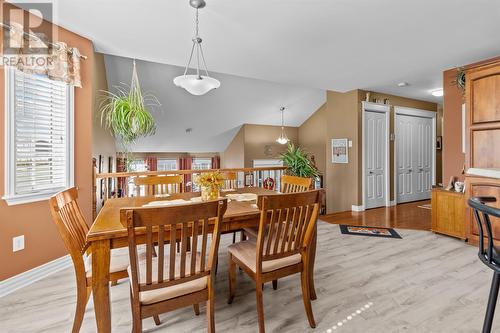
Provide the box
[3,68,75,206]
[394,106,437,205]
[0,255,72,298]
[361,102,391,209]
[389,200,396,206]
[351,204,365,212]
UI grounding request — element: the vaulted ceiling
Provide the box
[44,0,500,102]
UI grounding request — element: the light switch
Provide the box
[348,140,353,147]
[13,235,24,252]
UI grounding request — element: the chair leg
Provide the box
[130,290,142,333]
[272,280,278,290]
[232,232,236,244]
[207,296,215,333]
[300,269,316,328]
[256,282,266,333]
[72,285,90,333]
[483,272,500,333]
[228,254,236,304]
[153,315,161,326]
[193,303,200,315]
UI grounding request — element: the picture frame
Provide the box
[436,136,442,150]
[332,138,349,164]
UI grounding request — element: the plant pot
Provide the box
[201,186,219,201]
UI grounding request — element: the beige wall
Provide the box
[299,90,439,214]
[221,124,299,168]
[221,126,245,168]
[243,124,298,167]
[0,5,95,280]
[298,103,327,175]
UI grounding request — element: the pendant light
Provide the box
[173,0,220,96]
[276,107,290,145]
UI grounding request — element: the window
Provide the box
[129,159,147,172]
[192,158,212,170]
[157,158,178,171]
[3,68,74,205]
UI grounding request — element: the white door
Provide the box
[396,115,433,203]
[364,111,387,209]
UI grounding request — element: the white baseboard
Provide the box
[389,200,396,206]
[351,204,365,212]
[0,255,72,298]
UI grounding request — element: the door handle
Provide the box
[369,171,373,174]
[408,169,412,173]
[419,168,424,172]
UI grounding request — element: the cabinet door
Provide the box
[470,73,500,124]
[470,185,500,239]
[432,191,465,238]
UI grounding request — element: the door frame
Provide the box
[394,106,437,204]
[361,101,390,210]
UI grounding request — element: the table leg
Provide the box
[91,239,111,333]
[309,225,317,300]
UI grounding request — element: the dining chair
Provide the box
[49,187,132,333]
[227,190,321,333]
[281,174,313,193]
[243,175,313,240]
[221,171,238,190]
[468,196,500,333]
[134,175,184,196]
[124,198,228,333]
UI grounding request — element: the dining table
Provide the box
[86,187,317,333]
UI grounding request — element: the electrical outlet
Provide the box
[13,235,24,252]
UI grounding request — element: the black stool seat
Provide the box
[468,196,500,333]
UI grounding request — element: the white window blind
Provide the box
[157,158,177,171]
[4,68,74,205]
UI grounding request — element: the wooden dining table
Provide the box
[86,187,317,333]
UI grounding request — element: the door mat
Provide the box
[339,225,402,239]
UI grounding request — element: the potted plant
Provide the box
[100,60,160,169]
[279,143,319,179]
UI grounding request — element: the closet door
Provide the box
[396,115,433,203]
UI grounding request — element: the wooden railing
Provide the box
[93,166,287,218]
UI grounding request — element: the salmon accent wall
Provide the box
[442,68,466,183]
[0,4,94,280]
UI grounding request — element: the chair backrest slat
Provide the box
[49,188,89,275]
[281,175,312,193]
[123,200,227,294]
[256,191,321,268]
[134,175,184,196]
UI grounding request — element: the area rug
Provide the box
[418,204,432,210]
[339,225,402,239]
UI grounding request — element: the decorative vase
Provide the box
[201,186,219,201]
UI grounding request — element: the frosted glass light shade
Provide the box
[173,75,220,96]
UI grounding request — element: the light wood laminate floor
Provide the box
[0,221,497,333]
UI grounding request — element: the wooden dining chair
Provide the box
[124,199,228,333]
[227,190,321,333]
[243,175,313,241]
[49,187,131,333]
[134,175,184,196]
[221,171,237,190]
[281,174,312,193]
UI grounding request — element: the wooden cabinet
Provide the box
[431,188,466,239]
[465,58,500,244]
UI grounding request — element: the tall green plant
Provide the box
[100,60,159,147]
[279,143,319,178]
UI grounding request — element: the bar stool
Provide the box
[468,196,500,333]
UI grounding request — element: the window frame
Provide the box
[3,67,75,206]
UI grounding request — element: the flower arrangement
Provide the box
[195,171,224,201]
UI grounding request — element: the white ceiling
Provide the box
[40,0,500,103]
[104,55,325,152]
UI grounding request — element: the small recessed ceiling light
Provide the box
[431,88,444,97]
[397,82,409,87]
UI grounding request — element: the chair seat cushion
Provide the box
[228,240,301,273]
[128,252,208,305]
[85,247,145,278]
